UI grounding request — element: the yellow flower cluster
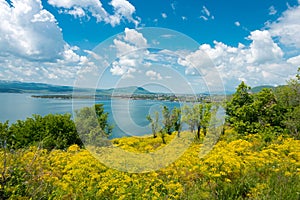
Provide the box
[1,131,299,199]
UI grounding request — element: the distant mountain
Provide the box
[250,85,275,93]
[0,80,153,95]
[0,80,74,93]
[106,86,153,95]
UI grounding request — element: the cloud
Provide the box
[109,29,149,78]
[171,2,176,11]
[113,28,148,56]
[0,0,64,61]
[110,56,137,78]
[268,2,300,48]
[287,54,300,66]
[182,16,187,21]
[269,6,277,15]
[110,0,139,26]
[146,70,162,80]
[234,21,241,27]
[247,30,283,64]
[0,0,89,85]
[66,6,86,18]
[200,5,214,21]
[177,50,209,76]
[200,16,208,21]
[202,6,210,17]
[178,29,296,90]
[162,13,167,19]
[48,0,139,27]
[124,28,147,47]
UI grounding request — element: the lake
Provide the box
[0,93,181,138]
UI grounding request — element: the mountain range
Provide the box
[0,80,277,96]
[0,80,152,95]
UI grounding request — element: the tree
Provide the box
[74,104,112,146]
[201,103,212,136]
[0,121,9,148]
[7,114,82,150]
[253,89,282,128]
[161,106,173,135]
[182,104,197,134]
[146,111,160,138]
[276,67,300,138]
[195,104,204,139]
[170,107,182,137]
[94,104,113,135]
[226,82,257,134]
[182,103,213,139]
[226,81,253,122]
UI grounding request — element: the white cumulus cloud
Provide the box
[268,2,300,48]
[178,29,296,90]
[0,0,88,85]
[146,70,162,80]
[48,0,139,27]
[0,0,64,61]
[247,30,283,64]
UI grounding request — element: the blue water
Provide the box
[0,93,180,138]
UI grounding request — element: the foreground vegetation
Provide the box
[0,130,299,199]
[0,68,299,199]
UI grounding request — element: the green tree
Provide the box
[226,82,256,134]
[94,104,113,135]
[74,104,112,146]
[226,81,253,121]
[182,104,197,134]
[0,121,9,148]
[201,103,213,136]
[170,107,182,137]
[42,114,82,150]
[276,67,300,138]
[161,106,173,135]
[8,114,82,150]
[146,111,160,138]
[182,103,213,139]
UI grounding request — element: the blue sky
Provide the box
[0,0,300,92]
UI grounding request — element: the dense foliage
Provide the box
[226,67,300,139]
[0,104,112,150]
[0,114,82,150]
[74,104,112,146]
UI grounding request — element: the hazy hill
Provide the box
[0,80,153,95]
[250,85,275,93]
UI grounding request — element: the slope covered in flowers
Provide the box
[1,129,299,199]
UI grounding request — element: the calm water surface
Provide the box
[0,93,180,138]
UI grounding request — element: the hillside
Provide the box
[0,80,153,95]
[250,85,275,93]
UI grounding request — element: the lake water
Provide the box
[0,93,181,138]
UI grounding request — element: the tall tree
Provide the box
[226,82,256,134]
[182,104,197,134]
[278,67,300,138]
[74,104,112,146]
[0,121,9,148]
[182,103,213,139]
[161,106,173,135]
[170,107,182,137]
[146,111,160,138]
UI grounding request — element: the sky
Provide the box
[0,0,300,93]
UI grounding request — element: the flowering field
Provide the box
[1,129,299,199]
